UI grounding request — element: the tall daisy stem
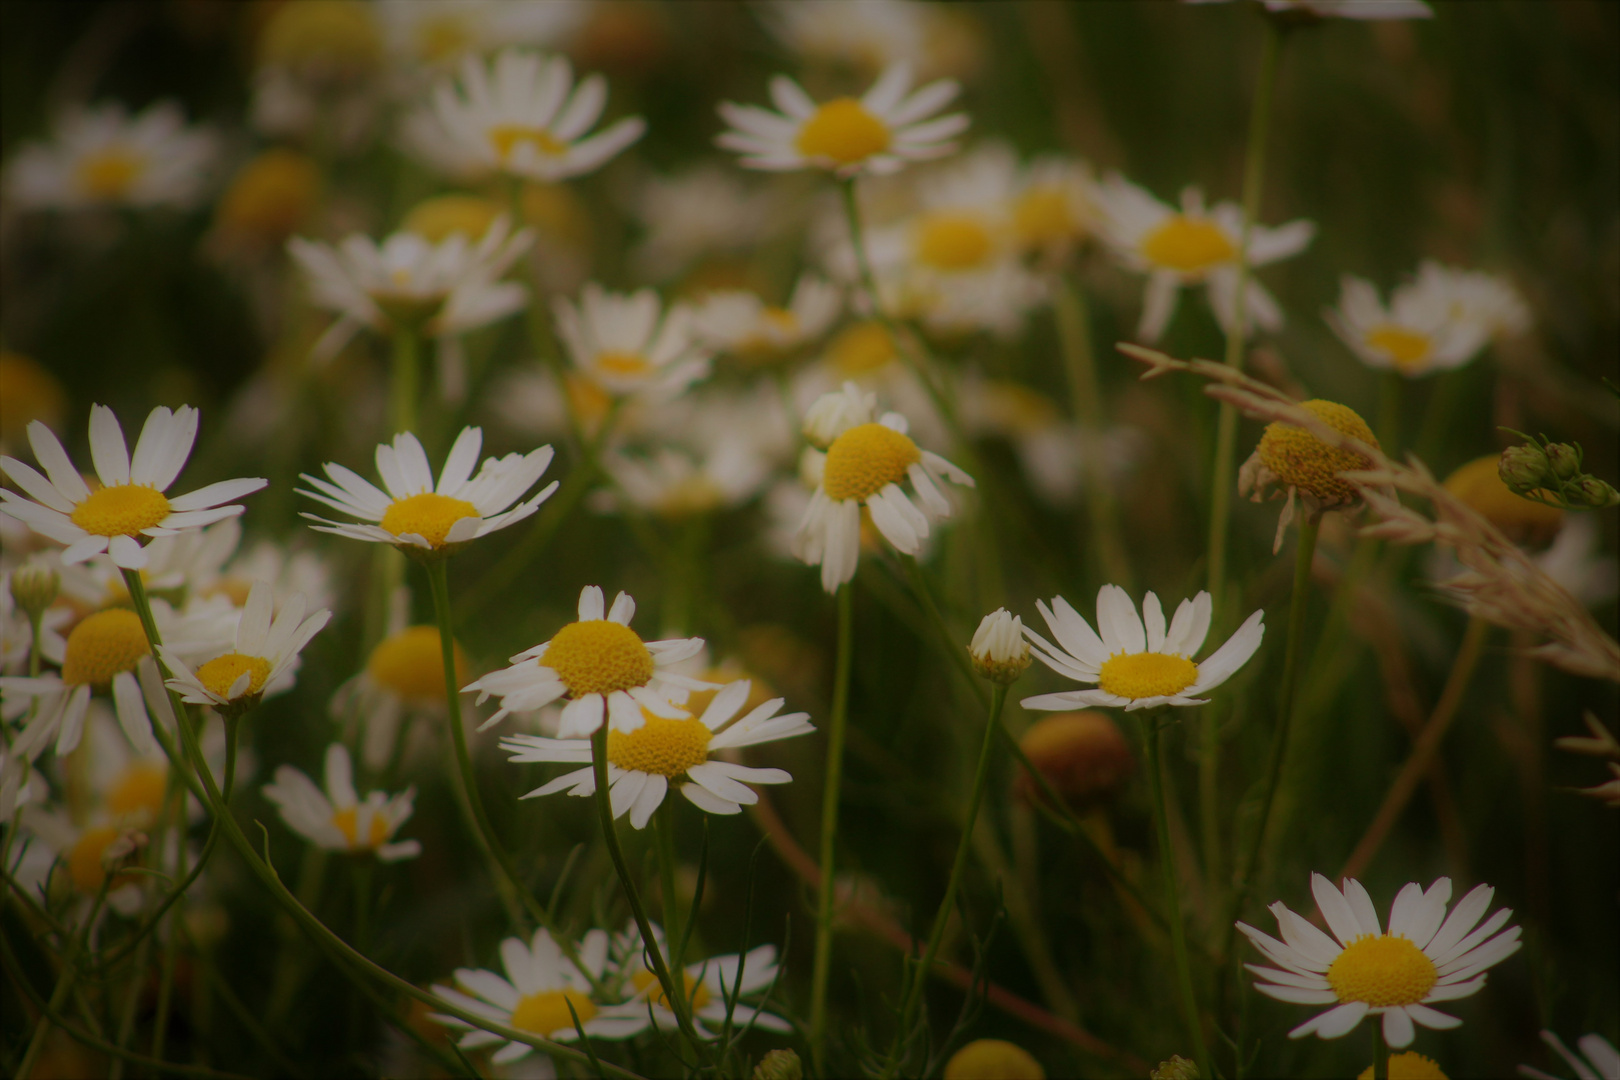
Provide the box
[809,581,855,1075]
[887,683,1008,1076]
[1371,1020,1386,1080]
[653,800,689,1009]
[389,329,419,437]
[1141,711,1211,1080]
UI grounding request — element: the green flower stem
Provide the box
[1055,274,1133,590]
[16,882,109,1079]
[121,569,649,1080]
[588,726,703,1050]
[809,581,855,1075]
[653,799,690,1016]
[389,329,420,437]
[886,683,1009,1076]
[105,922,151,1080]
[1140,710,1210,1080]
[149,787,188,1068]
[1207,16,1287,619]
[1377,371,1404,456]
[1371,1020,1386,1080]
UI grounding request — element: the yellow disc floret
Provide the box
[378,492,479,547]
[367,626,467,702]
[403,194,500,243]
[914,212,994,271]
[829,322,898,377]
[258,0,383,77]
[1326,934,1438,1008]
[70,484,171,537]
[594,351,654,379]
[1357,1052,1449,1080]
[1097,652,1199,700]
[331,806,391,850]
[631,970,710,1011]
[217,149,320,244]
[510,988,598,1034]
[1256,399,1379,505]
[195,652,273,700]
[607,712,712,777]
[68,826,124,893]
[61,609,150,688]
[794,98,891,165]
[1013,187,1082,249]
[1140,215,1236,274]
[1443,454,1562,543]
[77,148,144,200]
[105,763,169,823]
[489,125,568,163]
[543,621,655,698]
[944,1038,1047,1080]
[822,423,922,502]
[1365,325,1434,373]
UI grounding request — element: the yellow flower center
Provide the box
[1013,186,1081,247]
[594,351,654,380]
[415,14,473,62]
[61,609,150,688]
[76,147,145,200]
[0,351,67,441]
[794,98,891,165]
[632,970,711,1011]
[914,211,995,271]
[331,806,391,850]
[366,626,467,702]
[489,124,568,163]
[105,763,169,822]
[195,652,273,700]
[1096,652,1199,700]
[68,826,123,892]
[1139,215,1236,274]
[1256,399,1379,505]
[378,492,479,548]
[1442,455,1562,542]
[258,0,383,75]
[1327,934,1438,1008]
[565,373,616,428]
[655,476,726,519]
[944,1039,1047,1080]
[829,321,898,377]
[402,194,499,243]
[1365,325,1434,373]
[1356,1052,1449,1080]
[822,423,921,503]
[510,989,598,1035]
[70,484,171,538]
[201,577,256,608]
[217,149,320,242]
[542,620,655,698]
[607,712,712,777]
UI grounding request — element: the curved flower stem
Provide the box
[588,726,704,1051]
[809,581,855,1075]
[1207,16,1286,618]
[1140,710,1210,1080]
[885,683,1008,1077]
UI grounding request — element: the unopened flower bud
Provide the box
[970,609,1031,684]
[1568,475,1620,509]
[1014,712,1135,812]
[8,561,60,620]
[1542,442,1582,481]
[752,1049,804,1080]
[1150,1056,1201,1080]
[802,381,876,448]
[1497,443,1549,493]
[944,1039,1045,1080]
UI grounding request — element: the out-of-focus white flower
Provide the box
[554,284,711,399]
[1325,261,1523,378]
[609,921,792,1035]
[601,444,772,519]
[1421,261,1531,339]
[761,0,984,81]
[717,62,968,178]
[1010,154,1101,262]
[1519,1031,1620,1080]
[691,275,843,363]
[160,581,329,711]
[403,49,643,182]
[5,102,217,211]
[970,609,1031,684]
[627,164,787,280]
[376,0,586,72]
[1185,0,1433,20]
[1,566,68,675]
[263,743,421,861]
[1091,174,1314,343]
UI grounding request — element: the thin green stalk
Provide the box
[808,582,855,1075]
[1208,16,1286,618]
[886,684,1008,1076]
[587,726,703,1050]
[150,788,188,1067]
[389,329,420,437]
[1377,371,1404,456]
[1371,1021,1385,1080]
[17,885,108,1079]
[1141,711,1210,1079]
[652,800,689,1017]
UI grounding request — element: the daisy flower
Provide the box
[1520,1031,1620,1080]
[404,48,644,182]
[1,407,267,571]
[465,586,713,738]
[262,743,420,862]
[4,101,217,211]
[17,801,151,914]
[502,678,813,829]
[793,383,973,593]
[1424,262,1530,339]
[298,427,557,556]
[1237,872,1522,1048]
[717,61,968,178]
[1325,269,1495,378]
[431,928,647,1063]
[1238,398,1381,552]
[691,275,843,364]
[1021,585,1264,712]
[1090,174,1314,343]
[601,443,772,520]
[762,0,983,80]
[553,284,712,398]
[159,580,329,713]
[610,921,791,1035]
[1010,154,1100,263]
[287,215,533,362]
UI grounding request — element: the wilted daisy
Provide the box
[610,922,791,1034]
[502,678,813,828]
[717,61,968,178]
[1238,872,1521,1047]
[404,49,644,182]
[262,743,420,862]
[1520,1031,1620,1080]
[287,216,533,362]
[1186,0,1433,19]
[691,276,843,364]
[0,407,266,570]
[431,928,647,1063]
[1021,586,1264,712]
[1090,174,1314,342]
[4,101,217,211]
[1238,398,1381,551]
[554,284,711,398]
[299,427,557,556]
[1326,266,1496,378]
[793,382,973,592]
[466,586,713,738]
[160,581,329,713]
